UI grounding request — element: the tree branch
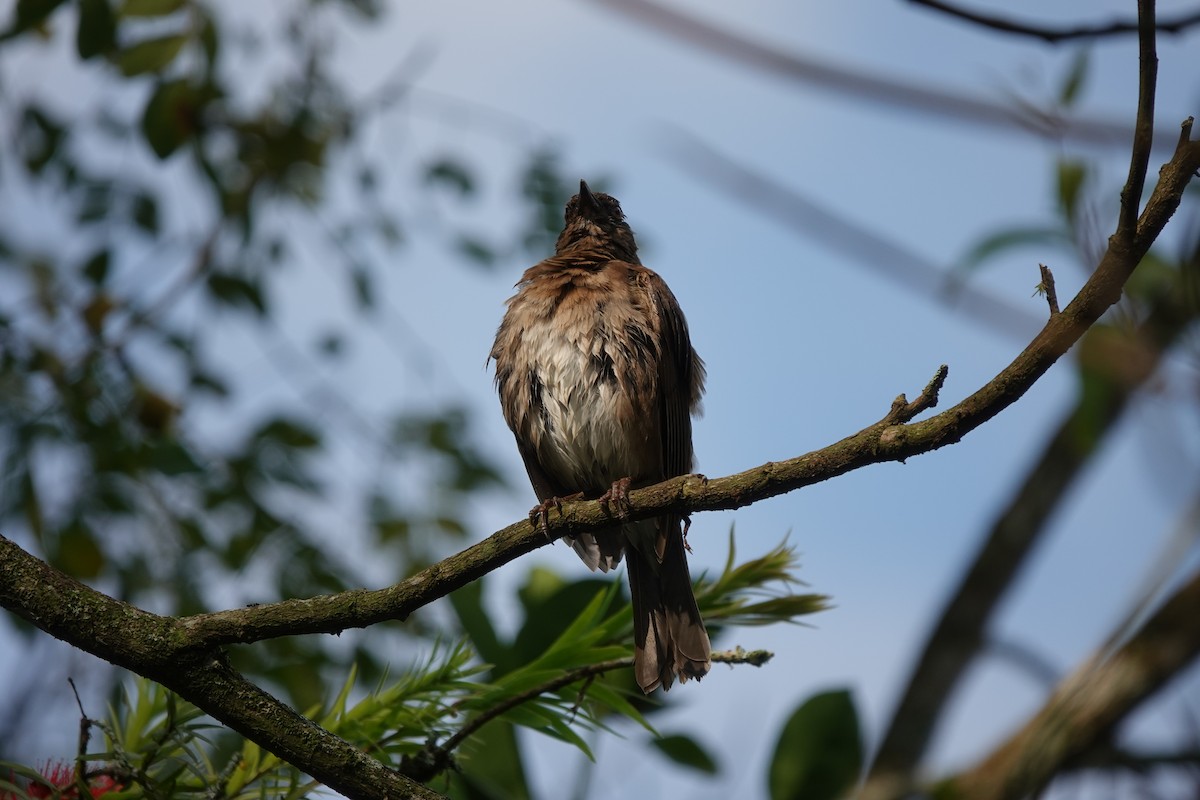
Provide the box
[0,535,441,800]
[1119,0,1159,240]
[909,0,1200,43]
[947,569,1200,800]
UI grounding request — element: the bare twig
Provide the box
[910,0,1200,43]
[1037,263,1060,315]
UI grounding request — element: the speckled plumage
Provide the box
[490,181,710,692]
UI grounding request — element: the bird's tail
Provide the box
[625,518,711,693]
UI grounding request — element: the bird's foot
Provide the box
[599,477,634,519]
[529,493,583,540]
[682,514,694,554]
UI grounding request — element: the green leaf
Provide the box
[449,579,506,671]
[116,34,187,76]
[77,0,116,59]
[120,0,186,16]
[141,79,198,158]
[1058,48,1090,108]
[57,521,106,578]
[1056,159,1088,222]
[651,733,719,775]
[769,689,862,800]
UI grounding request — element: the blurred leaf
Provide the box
[456,234,496,266]
[188,370,228,397]
[206,272,266,314]
[141,79,199,158]
[955,225,1069,275]
[148,440,201,475]
[351,265,374,310]
[316,332,343,358]
[120,0,186,16]
[58,522,106,578]
[424,158,475,195]
[132,191,159,233]
[1056,159,1088,222]
[77,0,116,59]
[768,689,862,800]
[10,0,67,35]
[117,34,187,76]
[78,182,113,223]
[449,579,506,671]
[18,105,65,175]
[453,720,531,800]
[1058,48,1090,108]
[81,248,111,284]
[651,733,719,774]
[256,417,321,450]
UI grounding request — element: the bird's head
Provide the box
[556,180,639,261]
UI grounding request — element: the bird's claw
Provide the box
[682,514,694,554]
[529,493,584,540]
[599,477,633,519]
[529,497,564,539]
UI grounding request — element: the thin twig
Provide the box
[910,0,1200,43]
[1037,263,1060,316]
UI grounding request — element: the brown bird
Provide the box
[490,180,710,692]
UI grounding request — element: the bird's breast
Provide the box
[502,280,661,493]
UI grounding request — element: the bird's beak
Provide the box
[578,180,599,215]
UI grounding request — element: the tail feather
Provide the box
[626,520,710,693]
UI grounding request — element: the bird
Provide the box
[490,180,710,693]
